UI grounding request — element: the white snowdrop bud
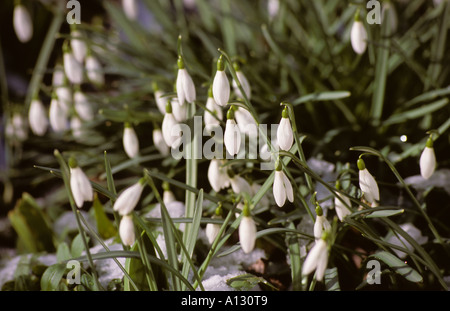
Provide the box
[171,97,187,122]
[85,54,105,86]
[212,55,230,107]
[204,88,223,132]
[162,102,182,148]
[205,206,222,245]
[70,29,87,63]
[357,158,380,204]
[239,205,256,254]
[302,236,329,281]
[334,181,352,222]
[277,106,294,151]
[230,174,252,197]
[70,115,85,139]
[208,159,230,192]
[232,63,251,100]
[13,4,33,43]
[224,106,241,156]
[153,83,168,114]
[52,63,65,88]
[119,215,135,246]
[350,18,367,55]
[234,106,257,137]
[49,96,68,132]
[273,162,294,207]
[153,128,169,155]
[123,123,139,158]
[69,158,94,208]
[419,137,436,180]
[74,90,94,121]
[28,99,48,136]
[55,84,72,114]
[113,178,145,216]
[63,42,84,84]
[313,205,331,242]
[176,56,196,105]
[122,0,138,20]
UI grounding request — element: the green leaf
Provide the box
[226,274,278,291]
[71,233,87,258]
[40,263,67,291]
[370,251,423,283]
[292,91,351,105]
[324,267,340,291]
[92,195,117,239]
[56,242,72,263]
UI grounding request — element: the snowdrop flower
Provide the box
[419,137,436,180]
[52,63,65,88]
[334,181,352,221]
[123,123,139,158]
[153,82,168,114]
[204,88,223,132]
[28,98,48,136]
[176,55,196,105]
[302,235,329,281]
[70,115,84,139]
[69,158,94,208]
[13,3,33,43]
[313,205,331,242]
[277,106,294,151]
[153,128,169,155]
[350,15,367,55]
[234,106,257,137]
[171,97,187,122]
[239,204,257,254]
[267,0,280,20]
[113,178,146,216]
[85,53,105,86]
[229,173,253,197]
[232,62,251,100]
[205,206,222,245]
[273,161,294,207]
[224,106,241,156]
[119,215,135,246]
[208,159,230,192]
[162,101,182,148]
[212,55,230,107]
[49,95,68,132]
[6,113,28,142]
[357,158,380,204]
[55,83,73,114]
[74,90,94,121]
[70,28,87,63]
[63,42,84,84]
[122,0,138,20]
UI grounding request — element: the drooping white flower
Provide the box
[232,64,251,100]
[234,106,257,137]
[273,164,294,207]
[85,54,105,86]
[176,56,196,105]
[350,19,367,55]
[70,115,85,139]
[277,106,294,151]
[212,55,230,107]
[55,84,72,114]
[119,214,136,246]
[205,206,223,245]
[302,237,329,281]
[162,101,182,148]
[208,159,230,192]
[28,98,48,136]
[153,128,169,155]
[230,174,253,197]
[204,90,223,133]
[63,44,84,84]
[171,97,187,122]
[49,96,68,132]
[52,63,65,88]
[224,106,241,156]
[6,113,28,142]
[70,29,87,63]
[313,205,331,242]
[69,158,94,208]
[113,179,145,216]
[153,83,168,114]
[123,123,139,158]
[74,90,94,121]
[419,138,436,180]
[13,4,33,43]
[357,158,380,204]
[122,0,138,20]
[239,205,257,254]
[334,181,352,222]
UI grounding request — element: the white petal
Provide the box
[85,55,104,86]
[162,113,178,147]
[119,215,135,246]
[277,118,294,151]
[113,182,144,215]
[282,172,294,202]
[70,167,93,208]
[177,69,196,105]
[64,51,84,84]
[334,194,352,221]
[154,90,168,114]
[234,107,257,137]
[224,119,241,155]
[302,239,327,276]
[74,91,94,121]
[123,126,139,158]
[206,220,221,245]
[55,86,72,113]
[273,171,286,207]
[315,244,329,281]
[122,0,138,20]
[359,169,380,203]
[239,216,256,254]
[351,21,367,55]
[204,97,223,131]
[208,159,222,192]
[314,216,324,241]
[419,147,436,180]
[28,99,48,136]
[232,71,251,100]
[70,30,87,63]
[49,99,68,132]
[212,70,230,107]
[172,98,187,122]
[153,129,169,155]
[230,176,252,196]
[13,5,33,43]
